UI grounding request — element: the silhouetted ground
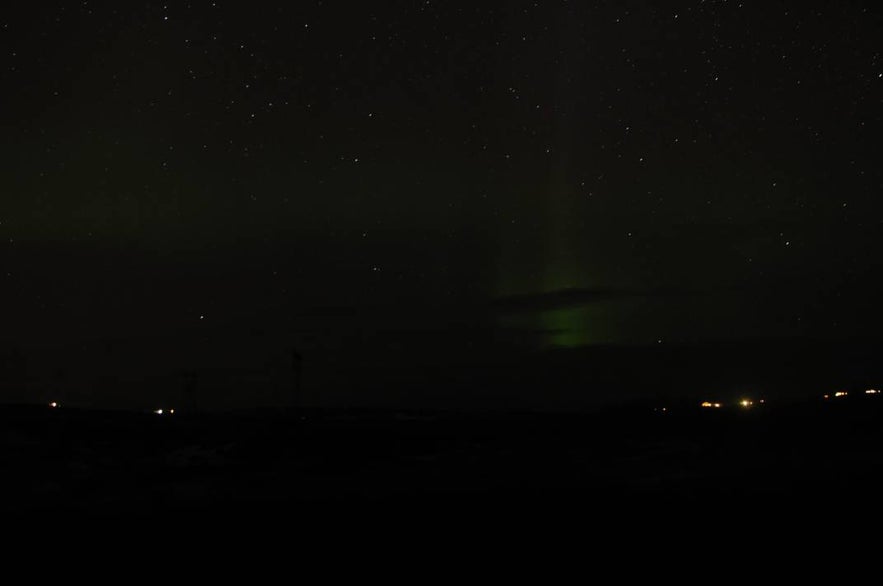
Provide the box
[2,395,882,529]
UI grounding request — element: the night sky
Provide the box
[2,2,883,408]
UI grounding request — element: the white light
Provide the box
[866,389,879,395]
[170,409,175,414]
[49,402,58,408]
[154,409,163,415]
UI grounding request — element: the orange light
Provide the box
[834,391,848,398]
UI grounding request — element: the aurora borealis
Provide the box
[2,2,883,407]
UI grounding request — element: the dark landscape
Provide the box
[3,390,882,522]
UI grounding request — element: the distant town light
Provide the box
[701,402,722,408]
[866,389,879,395]
[169,409,175,414]
[49,401,59,408]
[834,391,848,398]
[740,399,754,408]
[823,395,830,400]
[154,409,164,415]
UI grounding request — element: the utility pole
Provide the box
[291,349,303,409]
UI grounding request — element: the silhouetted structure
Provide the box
[181,370,198,412]
[292,349,303,408]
